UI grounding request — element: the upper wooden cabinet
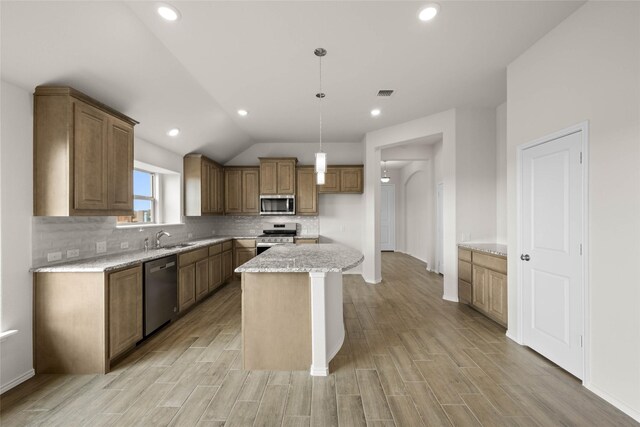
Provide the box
[296,167,318,216]
[34,86,137,216]
[225,167,260,215]
[259,158,297,195]
[318,165,364,194]
[184,154,224,216]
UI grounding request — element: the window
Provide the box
[117,169,156,224]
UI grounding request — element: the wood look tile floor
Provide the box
[1,252,637,426]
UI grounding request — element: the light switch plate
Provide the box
[120,242,129,249]
[96,241,107,254]
[47,252,62,262]
[66,249,79,258]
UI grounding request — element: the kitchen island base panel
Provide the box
[241,271,345,376]
[242,272,312,371]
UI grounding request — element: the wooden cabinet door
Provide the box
[340,167,363,193]
[277,160,296,194]
[234,248,256,270]
[225,169,242,214]
[296,168,318,215]
[260,160,277,195]
[209,164,219,214]
[216,167,224,214]
[472,265,488,313]
[73,101,109,210]
[209,254,222,292]
[222,250,233,281]
[107,117,134,212]
[487,271,508,325]
[108,265,142,359]
[178,264,196,312]
[319,168,340,193]
[201,162,211,214]
[242,169,260,214]
[295,239,318,244]
[195,259,209,301]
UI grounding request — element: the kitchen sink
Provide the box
[163,243,195,249]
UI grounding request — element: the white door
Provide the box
[380,184,395,251]
[436,182,444,274]
[521,130,584,379]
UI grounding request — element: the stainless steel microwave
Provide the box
[259,195,295,215]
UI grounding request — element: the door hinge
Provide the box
[580,335,583,348]
[580,244,583,255]
[579,152,583,164]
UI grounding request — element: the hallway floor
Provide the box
[1,252,636,426]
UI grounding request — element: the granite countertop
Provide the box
[31,235,259,273]
[235,243,363,273]
[458,242,507,257]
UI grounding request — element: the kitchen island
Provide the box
[235,243,363,376]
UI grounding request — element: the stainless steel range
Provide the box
[256,223,297,254]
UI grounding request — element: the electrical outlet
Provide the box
[188,233,193,239]
[96,241,107,254]
[66,249,79,258]
[47,251,62,262]
[120,241,129,249]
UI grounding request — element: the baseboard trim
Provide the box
[442,293,458,302]
[583,383,640,423]
[1,369,35,395]
[505,329,523,344]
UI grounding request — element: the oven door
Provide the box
[260,196,295,215]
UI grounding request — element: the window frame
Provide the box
[117,168,158,225]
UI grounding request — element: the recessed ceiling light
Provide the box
[167,128,180,137]
[237,109,248,117]
[157,3,181,21]
[371,109,381,117]
[418,3,440,21]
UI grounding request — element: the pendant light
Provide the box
[381,161,391,183]
[314,48,327,185]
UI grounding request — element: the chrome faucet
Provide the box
[155,230,171,248]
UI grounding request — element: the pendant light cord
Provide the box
[319,54,323,153]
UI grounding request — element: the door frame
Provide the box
[436,182,444,274]
[515,120,589,384]
[380,183,396,251]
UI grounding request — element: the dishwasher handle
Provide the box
[149,261,176,273]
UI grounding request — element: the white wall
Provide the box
[0,80,34,392]
[318,195,363,274]
[507,1,640,419]
[496,102,507,244]
[225,142,363,166]
[456,108,497,243]
[402,162,431,264]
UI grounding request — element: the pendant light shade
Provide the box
[314,48,327,184]
[381,161,391,183]
[315,152,327,174]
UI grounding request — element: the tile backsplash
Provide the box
[32,215,318,267]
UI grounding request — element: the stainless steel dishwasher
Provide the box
[144,255,178,337]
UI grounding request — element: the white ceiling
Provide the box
[1,1,582,163]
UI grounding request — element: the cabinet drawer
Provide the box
[222,241,233,252]
[235,239,256,248]
[178,247,209,266]
[296,238,318,244]
[473,252,507,274]
[458,280,472,304]
[209,244,222,256]
[458,260,472,283]
[458,248,472,262]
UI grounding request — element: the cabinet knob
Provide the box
[520,254,531,261]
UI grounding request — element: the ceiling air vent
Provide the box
[377,89,394,97]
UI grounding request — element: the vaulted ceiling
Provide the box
[1,1,582,163]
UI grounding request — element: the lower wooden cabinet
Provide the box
[178,263,196,312]
[209,253,223,292]
[108,265,143,360]
[295,238,319,244]
[222,250,233,281]
[195,258,209,301]
[34,264,143,374]
[458,247,508,327]
[233,239,256,278]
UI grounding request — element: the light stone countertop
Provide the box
[458,242,508,257]
[31,236,258,273]
[235,243,363,273]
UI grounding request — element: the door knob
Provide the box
[520,254,530,261]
